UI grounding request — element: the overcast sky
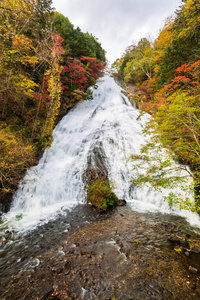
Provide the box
[52,0,182,64]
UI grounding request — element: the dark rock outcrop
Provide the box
[84,141,109,187]
[83,141,126,211]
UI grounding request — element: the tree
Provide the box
[40,33,64,145]
[113,38,154,84]
[130,141,198,212]
[157,0,200,87]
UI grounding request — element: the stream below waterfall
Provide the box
[1,75,200,299]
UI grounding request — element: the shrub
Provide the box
[87,178,118,211]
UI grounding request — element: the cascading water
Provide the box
[1,74,200,232]
[2,74,200,300]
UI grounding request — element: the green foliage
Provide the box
[130,141,200,213]
[53,12,106,62]
[85,87,94,101]
[112,38,154,84]
[153,0,200,87]
[153,92,200,164]
[87,178,118,211]
[164,192,200,213]
[131,142,187,186]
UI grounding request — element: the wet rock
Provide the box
[51,267,58,273]
[51,267,63,274]
[191,282,197,290]
[0,203,5,214]
[117,199,126,206]
[168,235,189,248]
[83,143,125,212]
[84,142,109,187]
[65,261,71,270]
[2,207,200,300]
[15,214,23,221]
[40,289,54,299]
[0,193,13,213]
[28,278,34,284]
[189,266,198,274]
[5,230,12,238]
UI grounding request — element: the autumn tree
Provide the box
[157,0,200,87]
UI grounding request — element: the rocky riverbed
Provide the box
[1,205,200,299]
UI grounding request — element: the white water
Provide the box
[2,75,200,231]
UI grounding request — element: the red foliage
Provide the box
[51,33,64,56]
[81,56,96,63]
[176,60,200,74]
[176,63,192,73]
[34,54,105,106]
[61,56,105,98]
[61,58,89,95]
[175,60,200,91]
[142,59,200,116]
[81,56,105,83]
[172,76,191,83]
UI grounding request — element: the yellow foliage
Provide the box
[0,0,38,99]
[0,128,35,194]
[12,34,38,66]
[11,74,38,97]
[0,0,34,40]
[13,34,33,52]
[71,89,87,101]
[174,246,183,253]
[154,17,174,62]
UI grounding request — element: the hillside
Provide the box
[0,0,106,210]
[112,0,200,212]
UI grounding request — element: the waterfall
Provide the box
[2,74,200,231]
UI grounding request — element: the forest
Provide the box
[112,0,200,212]
[0,0,106,210]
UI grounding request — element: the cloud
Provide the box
[52,0,182,64]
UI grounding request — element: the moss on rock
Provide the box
[87,178,118,212]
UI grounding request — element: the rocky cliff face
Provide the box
[83,142,126,211]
